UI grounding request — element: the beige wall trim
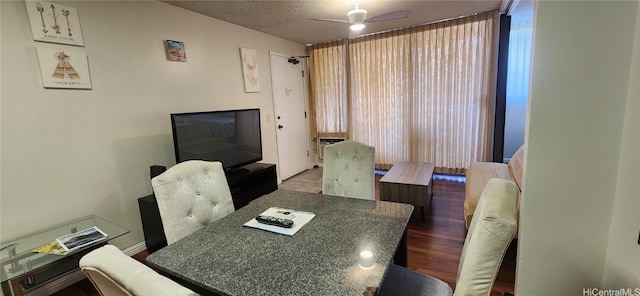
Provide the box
[122,241,148,257]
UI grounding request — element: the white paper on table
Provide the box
[243,207,315,236]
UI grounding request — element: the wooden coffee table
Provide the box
[379,162,435,222]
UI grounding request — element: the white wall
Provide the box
[517,1,639,294]
[603,3,640,288]
[0,0,305,248]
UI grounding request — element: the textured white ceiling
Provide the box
[162,0,506,45]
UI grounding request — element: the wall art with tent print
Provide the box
[37,47,92,89]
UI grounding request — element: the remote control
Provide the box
[255,215,294,228]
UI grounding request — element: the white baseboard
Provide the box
[123,241,147,256]
[20,241,147,296]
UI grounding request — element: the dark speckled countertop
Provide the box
[146,190,413,296]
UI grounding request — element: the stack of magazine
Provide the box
[33,226,108,255]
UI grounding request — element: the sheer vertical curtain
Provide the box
[308,40,349,139]
[310,12,499,173]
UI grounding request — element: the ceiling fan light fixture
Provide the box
[310,2,412,37]
[350,23,365,31]
[348,8,366,31]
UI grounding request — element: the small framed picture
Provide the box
[37,47,92,89]
[165,40,187,62]
[240,48,260,92]
[25,1,85,46]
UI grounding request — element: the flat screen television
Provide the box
[170,108,262,171]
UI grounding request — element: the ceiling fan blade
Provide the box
[364,10,412,23]
[310,18,349,24]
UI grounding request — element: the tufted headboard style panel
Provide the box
[151,160,235,245]
[322,140,375,200]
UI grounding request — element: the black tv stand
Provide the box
[225,163,278,209]
[138,163,277,253]
[224,167,250,179]
[225,167,248,175]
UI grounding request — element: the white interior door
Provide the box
[270,52,309,180]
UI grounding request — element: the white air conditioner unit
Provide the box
[317,137,346,160]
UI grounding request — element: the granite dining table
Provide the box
[146,189,413,296]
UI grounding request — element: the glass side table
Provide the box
[0,215,129,296]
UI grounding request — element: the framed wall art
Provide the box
[25,1,85,46]
[37,47,92,89]
[240,48,260,93]
[165,40,187,62]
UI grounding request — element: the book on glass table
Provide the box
[32,241,66,255]
[243,207,315,236]
[33,226,108,255]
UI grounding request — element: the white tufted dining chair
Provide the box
[151,160,235,245]
[378,178,518,296]
[80,245,199,296]
[322,140,375,200]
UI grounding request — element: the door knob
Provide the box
[278,125,284,129]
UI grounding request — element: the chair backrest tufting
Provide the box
[151,160,235,245]
[322,140,375,200]
[454,178,518,296]
[80,245,198,296]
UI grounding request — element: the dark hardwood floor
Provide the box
[51,278,99,296]
[54,175,515,295]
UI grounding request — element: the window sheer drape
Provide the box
[309,11,499,173]
[309,40,349,139]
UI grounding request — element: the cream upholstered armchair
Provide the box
[322,140,375,200]
[151,160,235,245]
[79,245,198,296]
[453,178,518,295]
[378,178,518,296]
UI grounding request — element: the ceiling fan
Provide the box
[311,0,412,32]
